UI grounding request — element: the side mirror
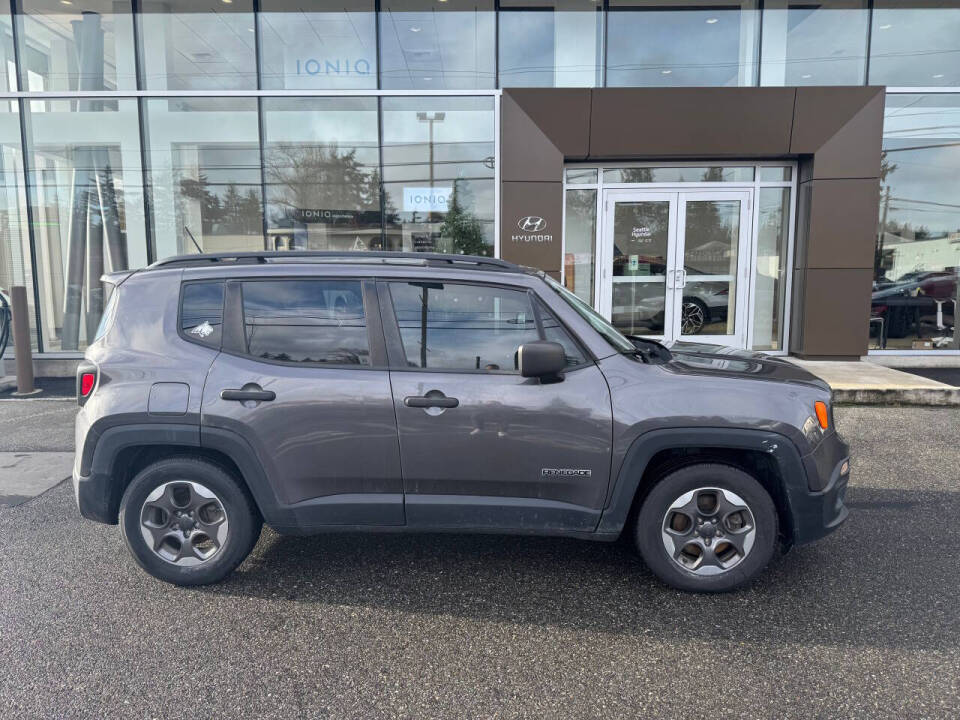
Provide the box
[518,341,566,381]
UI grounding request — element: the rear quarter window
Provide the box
[180,281,224,348]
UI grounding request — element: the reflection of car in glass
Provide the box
[611,257,730,335]
[73,252,849,593]
[871,271,956,339]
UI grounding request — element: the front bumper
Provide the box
[789,432,851,545]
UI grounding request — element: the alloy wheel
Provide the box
[680,301,706,334]
[139,481,229,566]
[661,487,756,575]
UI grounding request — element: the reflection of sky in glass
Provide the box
[607,5,756,87]
[379,1,495,89]
[870,4,960,86]
[498,5,602,87]
[760,3,868,86]
[881,95,960,238]
[258,1,377,89]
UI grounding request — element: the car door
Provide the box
[200,276,404,527]
[380,278,613,532]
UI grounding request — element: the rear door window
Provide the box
[240,279,370,365]
[180,281,224,348]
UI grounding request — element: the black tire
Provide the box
[635,463,778,593]
[119,456,262,586]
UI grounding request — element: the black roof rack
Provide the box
[149,251,524,273]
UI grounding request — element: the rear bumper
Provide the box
[73,467,117,525]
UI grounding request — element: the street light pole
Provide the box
[417,112,445,226]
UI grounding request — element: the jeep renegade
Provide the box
[73,251,850,592]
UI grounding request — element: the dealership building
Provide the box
[0,0,957,364]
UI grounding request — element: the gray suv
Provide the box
[73,252,850,592]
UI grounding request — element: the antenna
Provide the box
[183,226,203,254]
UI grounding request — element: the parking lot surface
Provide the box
[1,404,958,718]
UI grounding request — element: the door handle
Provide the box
[221,388,276,402]
[404,395,459,409]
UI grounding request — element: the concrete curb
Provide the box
[832,387,960,406]
[787,359,960,406]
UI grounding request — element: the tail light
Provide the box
[77,362,98,407]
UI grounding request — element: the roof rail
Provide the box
[149,250,523,272]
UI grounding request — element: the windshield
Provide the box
[543,275,636,354]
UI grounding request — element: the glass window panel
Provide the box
[537,299,589,367]
[603,166,754,183]
[759,1,867,86]
[381,96,495,256]
[262,97,382,252]
[498,0,602,88]
[258,0,376,90]
[389,281,539,371]
[563,189,596,306]
[565,167,597,184]
[874,93,960,351]
[0,9,15,93]
[242,279,370,365]
[753,187,790,350]
[759,166,791,182]
[180,280,223,348]
[24,98,148,352]
[379,0,495,90]
[138,0,257,90]
[0,105,38,351]
[143,97,262,259]
[16,0,136,92]
[607,1,759,87]
[870,2,960,87]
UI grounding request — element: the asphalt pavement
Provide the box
[0,403,958,719]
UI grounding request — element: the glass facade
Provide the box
[0,3,953,354]
[873,94,960,350]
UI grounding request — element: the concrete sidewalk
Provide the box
[0,452,73,506]
[787,358,960,405]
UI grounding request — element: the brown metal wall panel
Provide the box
[588,88,795,158]
[798,178,881,270]
[500,92,564,183]
[500,181,564,273]
[502,89,592,158]
[792,268,874,358]
[499,86,886,359]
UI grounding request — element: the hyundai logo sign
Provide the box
[517,216,547,232]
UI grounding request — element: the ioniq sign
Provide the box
[512,215,553,243]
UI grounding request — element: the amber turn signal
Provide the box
[814,401,829,430]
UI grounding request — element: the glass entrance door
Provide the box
[600,190,752,346]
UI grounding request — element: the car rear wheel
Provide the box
[635,463,778,592]
[119,457,261,586]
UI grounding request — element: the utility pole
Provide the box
[417,112,445,225]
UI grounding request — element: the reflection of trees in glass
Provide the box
[618,167,653,183]
[263,143,380,222]
[439,180,488,256]
[180,174,262,236]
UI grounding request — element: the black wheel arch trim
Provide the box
[598,428,829,545]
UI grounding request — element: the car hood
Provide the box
[660,340,831,392]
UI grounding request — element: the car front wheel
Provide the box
[635,463,778,592]
[119,457,262,586]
